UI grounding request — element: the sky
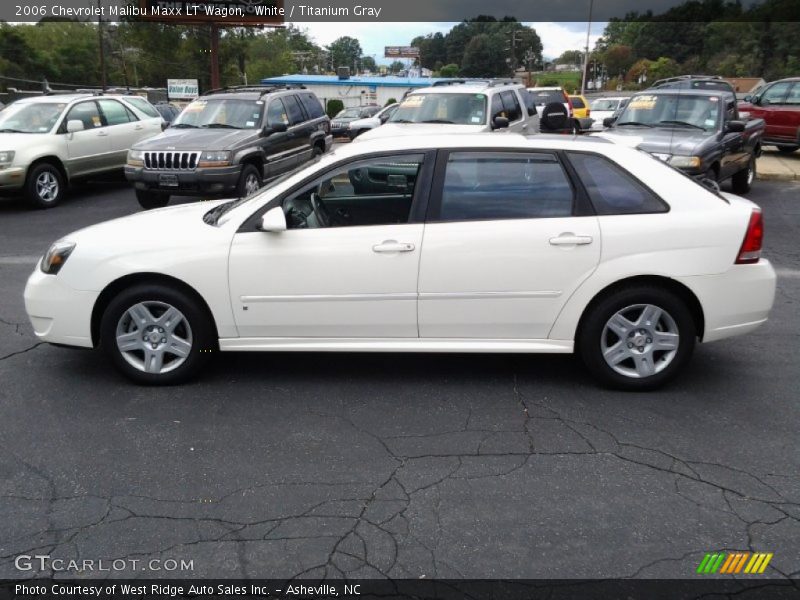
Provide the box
[289,22,605,64]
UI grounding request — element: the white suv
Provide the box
[0,93,163,208]
[358,79,539,140]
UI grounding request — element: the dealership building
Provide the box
[260,74,446,109]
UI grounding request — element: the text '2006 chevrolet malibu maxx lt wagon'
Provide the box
[24,134,776,390]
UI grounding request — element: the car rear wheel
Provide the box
[731,153,756,194]
[776,146,798,154]
[26,163,65,209]
[578,286,696,390]
[237,164,262,198]
[100,284,214,385]
[136,189,170,210]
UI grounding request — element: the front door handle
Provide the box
[373,240,415,253]
[96,130,109,137]
[549,233,593,246]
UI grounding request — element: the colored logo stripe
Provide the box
[698,552,773,575]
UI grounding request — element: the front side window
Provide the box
[500,91,522,121]
[282,154,425,229]
[784,83,800,105]
[759,82,791,105]
[567,152,667,215]
[439,152,573,222]
[266,98,289,127]
[391,93,487,125]
[98,99,136,126]
[65,101,103,130]
[0,102,66,133]
[171,98,264,129]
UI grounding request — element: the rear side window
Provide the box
[283,95,306,125]
[299,93,325,119]
[785,83,800,105]
[98,99,136,125]
[500,91,522,121]
[125,96,160,118]
[567,152,667,215]
[521,89,537,116]
[439,152,573,221]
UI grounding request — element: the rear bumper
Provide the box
[24,267,97,348]
[125,165,242,196]
[676,260,777,343]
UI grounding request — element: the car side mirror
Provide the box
[492,116,510,130]
[603,117,616,128]
[726,120,745,133]
[263,122,287,136]
[66,120,84,133]
[259,207,287,232]
[743,95,751,103]
[161,121,169,131]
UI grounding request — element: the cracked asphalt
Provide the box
[0,176,799,581]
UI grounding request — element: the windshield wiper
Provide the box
[390,119,413,123]
[201,123,241,129]
[170,123,197,128]
[0,128,26,133]
[616,121,654,127]
[658,120,705,130]
[421,119,455,124]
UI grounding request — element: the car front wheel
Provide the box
[578,286,696,390]
[100,284,214,385]
[26,163,65,209]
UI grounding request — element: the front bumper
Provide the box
[124,164,242,196]
[676,260,777,343]
[0,167,26,191]
[24,267,98,348]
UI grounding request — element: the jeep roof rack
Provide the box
[202,84,306,97]
[431,78,520,88]
[651,75,724,87]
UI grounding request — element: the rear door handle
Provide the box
[373,240,415,253]
[96,131,109,136]
[549,233,593,246]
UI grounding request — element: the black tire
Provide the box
[776,146,798,154]
[100,283,215,385]
[578,285,696,391]
[731,153,756,194]
[313,142,325,155]
[25,162,65,209]
[136,189,170,210]
[236,163,262,198]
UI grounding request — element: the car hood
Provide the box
[358,123,486,140]
[0,132,49,147]
[132,127,259,150]
[596,126,711,156]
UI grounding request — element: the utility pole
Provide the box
[580,0,594,96]
[210,24,221,90]
[97,0,106,90]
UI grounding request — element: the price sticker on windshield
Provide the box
[185,100,207,112]
[629,95,657,109]
[401,95,424,107]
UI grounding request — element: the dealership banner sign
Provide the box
[384,46,420,59]
[167,79,200,100]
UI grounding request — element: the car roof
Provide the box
[16,93,146,104]
[410,83,523,95]
[633,88,731,97]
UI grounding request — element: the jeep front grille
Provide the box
[144,151,201,170]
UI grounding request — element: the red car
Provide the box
[739,77,800,154]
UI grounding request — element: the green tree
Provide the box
[439,63,459,77]
[556,50,583,65]
[389,60,404,74]
[460,33,508,77]
[360,56,377,73]
[327,36,362,70]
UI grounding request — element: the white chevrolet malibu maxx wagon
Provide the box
[24,134,776,389]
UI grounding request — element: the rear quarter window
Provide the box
[567,152,668,215]
[299,93,325,119]
[124,97,160,118]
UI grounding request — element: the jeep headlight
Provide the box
[198,151,232,167]
[668,155,702,168]
[0,150,15,167]
[127,149,144,167]
[41,241,76,275]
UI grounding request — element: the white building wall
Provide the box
[298,83,416,109]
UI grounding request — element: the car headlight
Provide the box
[669,155,702,168]
[0,150,15,167]
[40,241,76,275]
[198,151,232,167]
[127,149,144,167]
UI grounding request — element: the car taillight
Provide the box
[565,93,574,117]
[736,209,764,264]
[586,107,591,116]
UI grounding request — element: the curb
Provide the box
[756,171,798,181]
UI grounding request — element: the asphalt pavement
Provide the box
[0,175,799,580]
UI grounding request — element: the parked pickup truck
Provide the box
[598,88,764,193]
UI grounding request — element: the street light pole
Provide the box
[580,0,594,96]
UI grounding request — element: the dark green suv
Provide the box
[125,85,332,209]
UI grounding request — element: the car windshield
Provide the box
[171,98,264,129]
[0,102,66,133]
[616,94,720,130]
[590,98,620,111]
[336,108,361,119]
[389,93,487,125]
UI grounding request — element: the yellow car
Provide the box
[569,95,591,119]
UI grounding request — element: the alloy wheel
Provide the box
[115,301,193,375]
[36,171,59,203]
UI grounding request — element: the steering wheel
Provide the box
[310,193,332,228]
